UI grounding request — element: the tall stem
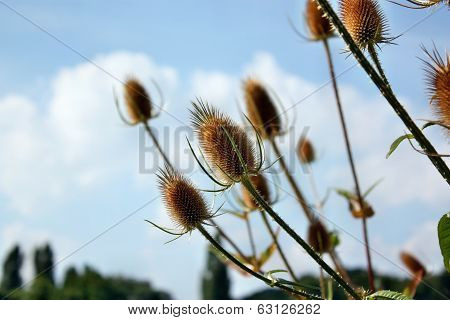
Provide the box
[259,210,298,281]
[313,0,450,185]
[269,138,314,222]
[323,39,375,292]
[198,225,322,300]
[242,176,361,299]
[143,121,174,170]
[245,215,258,260]
[368,44,389,86]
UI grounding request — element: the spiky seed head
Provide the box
[307,221,331,253]
[243,79,281,139]
[400,252,426,276]
[241,174,271,210]
[340,0,389,50]
[158,166,210,232]
[349,198,375,218]
[423,47,450,131]
[191,100,258,183]
[306,0,333,40]
[297,138,315,164]
[124,78,152,124]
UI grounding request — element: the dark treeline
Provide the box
[1,241,448,300]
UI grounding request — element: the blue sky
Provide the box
[0,1,448,299]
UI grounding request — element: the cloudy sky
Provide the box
[0,0,448,299]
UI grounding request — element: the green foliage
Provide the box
[366,290,411,300]
[33,243,55,285]
[386,134,414,159]
[438,213,450,272]
[1,244,23,293]
[202,234,231,300]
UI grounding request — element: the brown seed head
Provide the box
[349,198,375,218]
[400,252,426,276]
[158,166,210,232]
[241,174,271,210]
[307,221,331,253]
[124,78,152,124]
[423,47,450,131]
[243,79,281,139]
[306,0,333,40]
[191,100,258,183]
[297,138,315,164]
[340,0,389,49]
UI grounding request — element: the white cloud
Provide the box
[0,52,178,215]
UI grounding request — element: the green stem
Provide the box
[198,225,322,300]
[313,0,450,185]
[241,176,361,299]
[323,38,375,292]
[368,43,389,86]
[245,215,258,260]
[143,121,174,170]
[259,210,298,281]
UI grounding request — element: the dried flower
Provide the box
[123,78,152,124]
[157,166,210,232]
[423,47,450,130]
[241,174,271,210]
[307,221,331,253]
[339,0,390,50]
[400,252,426,276]
[191,100,258,183]
[306,0,333,40]
[349,198,375,218]
[243,79,281,139]
[297,138,315,164]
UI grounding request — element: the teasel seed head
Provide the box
[349,198,375,218]
[400,252,426,276]
[297,138,315,164]
[241,174,271,210]
[191,100,258,183]
[339,0,390,50]
[307,220,331,253]
[158,166,210,232]
[423,47,450,131]
[124,78,152,124]
[243,78,282,139]
[305,0,333,40]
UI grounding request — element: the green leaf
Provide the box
[258,239,278,268]
[363,178,383,198]
[329,231,340,249]
[366,290,411,300]
[335,188,355,201]
[438,212,450,273]
[386,134,414,159]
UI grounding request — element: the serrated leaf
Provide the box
[386,134,414,159]
[366,290,411,300]
[438,212,450,273]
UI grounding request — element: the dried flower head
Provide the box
[297,138,315,164]
[123,78,152,124]
[349,198,375,218]
[307,221,331,253]
[306,0,333,40]
[400,252,426,276]
[340,0,390,50]
[158,166,210,232]
[191,100,258,183]
[241,174,271,210]
[423,47,450,130]
[243,79,281,139]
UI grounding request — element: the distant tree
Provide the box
[33,243,54,285]
[1,245,23,293]
[201,234,231,300]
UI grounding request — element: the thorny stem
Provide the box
[242,176,361,299]
[245,215,258,260]
[259,210,298,281]
[313,0,450,185]
[367,44,389,87]
[198,225,323,300]
[269,138,315,222]
[143,121,174,170]
[323,39,375,292]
